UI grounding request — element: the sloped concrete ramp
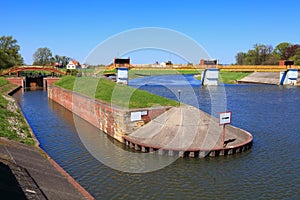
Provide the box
[238,72,279,84]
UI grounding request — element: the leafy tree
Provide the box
[284,44,300,60]
[290,49,300,65]
[274,42,291,60]
[235,52,247,65]
[33,47,52,65]
[60,56,71,67]
[50,54,71,67]
[235,42,300,65]
[0,35,23,69]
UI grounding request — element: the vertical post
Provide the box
[178,90,181,106]
[222,124,226,147]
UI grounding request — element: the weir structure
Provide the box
[279,69,298,85]
[201,68,219,86]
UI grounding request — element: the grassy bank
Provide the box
[128,69,202,79]
[219,71,251,84]
[55,76,179,108]
[0,77,35,145]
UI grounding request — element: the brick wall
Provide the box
[5,77,25,87]
[48,85,171,142]
[44,78,60,88]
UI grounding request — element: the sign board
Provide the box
[204,60,218,65]
[131,111,142,121]
[117,68,128,79]
[141,110,148,116]
[219,111,232,125]
[284,60,294,66]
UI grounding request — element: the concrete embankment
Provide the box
[48,86,253,158]
[237,72,279,84]
[237,71,300,85]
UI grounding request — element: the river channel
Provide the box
[13,75,300,199]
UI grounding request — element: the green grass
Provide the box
[194,71,251,84]
[219,71,251,84]
[55,76,179,108]
[0,77,35,145]
[128,69,202,79]
[0,77,9,87]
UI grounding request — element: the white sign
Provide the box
[141,110,148,116]
[219,111,232,125]
[117,68,128,79]
[131,111,142,121]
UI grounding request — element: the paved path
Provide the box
[126,105,252,151]
[0,138,94,200]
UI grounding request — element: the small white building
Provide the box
[81,64,88,69]
[160,62,167,67]
[66,60,80,69]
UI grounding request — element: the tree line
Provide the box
[235,42,300,65]
[32,47,72,67]
[0,35,73,69]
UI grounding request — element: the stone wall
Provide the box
[48,85,171,142]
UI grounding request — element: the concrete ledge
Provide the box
[0,138,94,200]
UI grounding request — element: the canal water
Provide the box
[14,75,300,199]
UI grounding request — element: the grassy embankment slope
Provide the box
[0,77,34,145]
[219,71,251,84]
[55,76,179,108]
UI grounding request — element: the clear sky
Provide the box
[1,0,300,65]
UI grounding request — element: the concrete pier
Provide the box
[123,105,253,157]
[201,68,219,85]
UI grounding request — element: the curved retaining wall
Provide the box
[123,126,253,158]
[48,85,171,142]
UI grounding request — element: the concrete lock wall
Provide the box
[279,69,299,85]
[48,85,171,142]
[202,68,219,85]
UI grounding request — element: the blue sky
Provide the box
[1,0,300,65]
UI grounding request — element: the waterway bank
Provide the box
[0,77,34,145]
[0,80,94,199]
[0,137,93,200]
